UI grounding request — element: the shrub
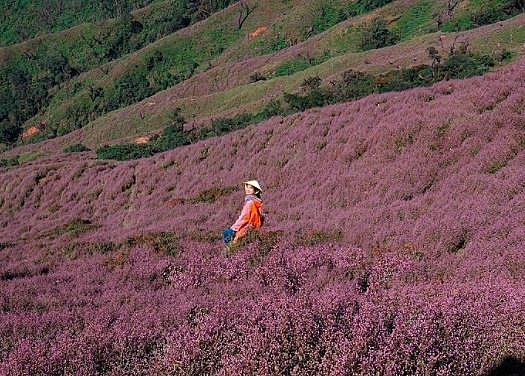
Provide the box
[0,156,19,167]
[210,113,253,135]
[274,56,312,77]
[443,53,495,80]
[154,109,190,152]
[249,72,266,83]
[96,143,155,160]
[155,126,190,152]
[284,89,333,112]
[331,69,375,101]
[376,65,434,93]
[302,76,322,91]
[64,143,90,153]
[359,17,399,51]
[252,99,286,122]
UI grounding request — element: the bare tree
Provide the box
[447,0,461,15]
[238,1,257,30]
[436,0,461,29]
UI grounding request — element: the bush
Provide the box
[211,113,253,135]
[0,156,19,167]
[443,53,495,80]
[155,126,190,152]
[376,65,434,93]
[302,76,322,91]
[64,143,90,153]
[96,143,155,160]
[254,99,286,121]
[331,69,375,101]
[359,17,398,51]
[249,72,266,83]
[284,88,334,112]
[154,108,190,152]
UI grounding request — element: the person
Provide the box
[223,180,263,247]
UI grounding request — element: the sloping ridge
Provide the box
[1,56,524,267]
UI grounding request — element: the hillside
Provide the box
[1,0,524,157]
[1,0,525,374]
[1,54,525,374]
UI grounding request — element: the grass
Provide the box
[2,1,525,157]
[393,1,436,40]
[17,151,45,164]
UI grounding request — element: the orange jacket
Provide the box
[231,195,263,239]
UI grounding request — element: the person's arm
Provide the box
[231,201,252,232]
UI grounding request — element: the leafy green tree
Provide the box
[113,65,153,107]
[331,70,375,101]
[359,17,398,51]
[155,108,190,151]
[0,120,21,144]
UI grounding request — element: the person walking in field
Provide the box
[223,180,263,248]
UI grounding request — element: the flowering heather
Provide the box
[1,58,525,374]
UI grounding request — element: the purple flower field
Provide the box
[1,57,525,375]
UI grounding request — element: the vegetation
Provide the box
[283,48,507,118]
[64,143,90,153]
[1,2,525,373]
[96,45,512,161]
[359,17,399,51]
[0,155,19,168]
[0,0,523,157]
[440,0,525,32]
[0,0,239,145]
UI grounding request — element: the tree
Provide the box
[427,46,442,80]
[0,120,21,144]
[359,17,398,51]
[238,1,257,29]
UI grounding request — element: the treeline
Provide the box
[0,0,239,147]
[93,46,512,161]
[283,51,508,112]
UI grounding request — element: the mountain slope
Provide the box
[1,2,525,374]
[1,57,524,374]
[2,56,524,262]
[2,0,524,155]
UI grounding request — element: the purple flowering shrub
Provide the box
[1,58,525,374]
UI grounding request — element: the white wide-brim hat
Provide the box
[244,180,262,192]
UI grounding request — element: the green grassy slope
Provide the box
[1,0,524,157]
